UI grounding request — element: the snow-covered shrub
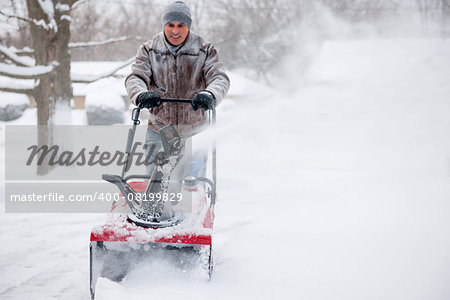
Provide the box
[0,92,29,121]
[85,91,125,125]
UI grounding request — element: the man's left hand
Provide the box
[192,91,216,111]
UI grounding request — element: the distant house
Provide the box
[71,61,130,110]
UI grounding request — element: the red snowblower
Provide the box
[89,99,217,299]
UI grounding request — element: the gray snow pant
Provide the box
[144,128,207,181]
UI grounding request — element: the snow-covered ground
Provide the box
[1,38,450,299]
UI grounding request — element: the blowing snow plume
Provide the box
[270,0,450,91]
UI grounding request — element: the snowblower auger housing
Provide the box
[89,99,217,299]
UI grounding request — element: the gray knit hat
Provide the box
[161,1,192,28]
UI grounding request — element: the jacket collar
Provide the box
[151,32,200,56]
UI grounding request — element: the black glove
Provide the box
[137,91,161,109]
[191,91,216,111]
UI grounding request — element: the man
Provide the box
[125,1,229,175]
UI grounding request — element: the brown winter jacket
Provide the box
[125,32,230,137]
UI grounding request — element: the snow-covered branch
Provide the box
[0,78,35,94]
[0,10,35,25]
[71,57,134,83]
[0,45,35,67]
[0,10,57,32]
[56,2,71,13]
[71,0,90,10]
[37,0,55,20]
[13,47,34,56]
[69,35,144,49]
[13,36,144,56]
[0,62,59,79]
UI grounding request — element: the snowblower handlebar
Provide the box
[135,97,216,125]
[137,98,192,109]
[159,98,192,104]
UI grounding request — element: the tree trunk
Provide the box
[26,0,73,175]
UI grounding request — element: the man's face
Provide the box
[164,21,189,46]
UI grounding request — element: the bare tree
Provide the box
[0,0,30,48]
[69,0,160,61]
[0,0,76,174]
[0,0,135,174]
[26,0,74,126]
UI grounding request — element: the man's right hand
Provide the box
[137,91,162,109]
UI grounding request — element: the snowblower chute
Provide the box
[89,99,217,299]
